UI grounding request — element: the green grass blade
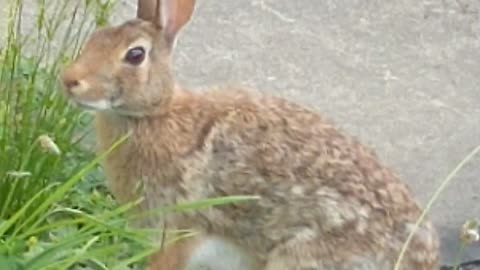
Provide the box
[0,183,58,237]
[12,132,131,236]
[394,144,480,270]
[129,195,261,222]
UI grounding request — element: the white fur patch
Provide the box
[186,236,258,270]
[77,99,112,110]
[127,37,152,51]
[290,185,304,195]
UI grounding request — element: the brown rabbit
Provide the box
[61,0,440,269]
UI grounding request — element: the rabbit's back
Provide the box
[192,89,439,267]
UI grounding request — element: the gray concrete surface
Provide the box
[2,0,480,265]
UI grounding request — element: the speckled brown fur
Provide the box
[61,0,440,269]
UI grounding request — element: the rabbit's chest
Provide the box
[115,142,213,203]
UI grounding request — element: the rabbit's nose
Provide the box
[64,79,79,90]
[63,76,89,96]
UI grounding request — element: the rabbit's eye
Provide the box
[124,46,146,65]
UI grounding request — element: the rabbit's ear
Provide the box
[137,0,196,47]
[137,0,157,22]
[157,0,196,46]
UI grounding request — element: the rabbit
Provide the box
[61,0,441,269]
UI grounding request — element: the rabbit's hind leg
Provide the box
[149,234,261,270]
[262,229,390,270]
[149,235,203,270]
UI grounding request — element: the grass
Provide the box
[394,145,480,270]
[0,1,157,268]
[0,0,100,225]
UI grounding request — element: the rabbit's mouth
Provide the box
[71,96,152,117]
[72,99,113,111]
[72,98,148,118]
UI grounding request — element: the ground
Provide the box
[1,0,479,265]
